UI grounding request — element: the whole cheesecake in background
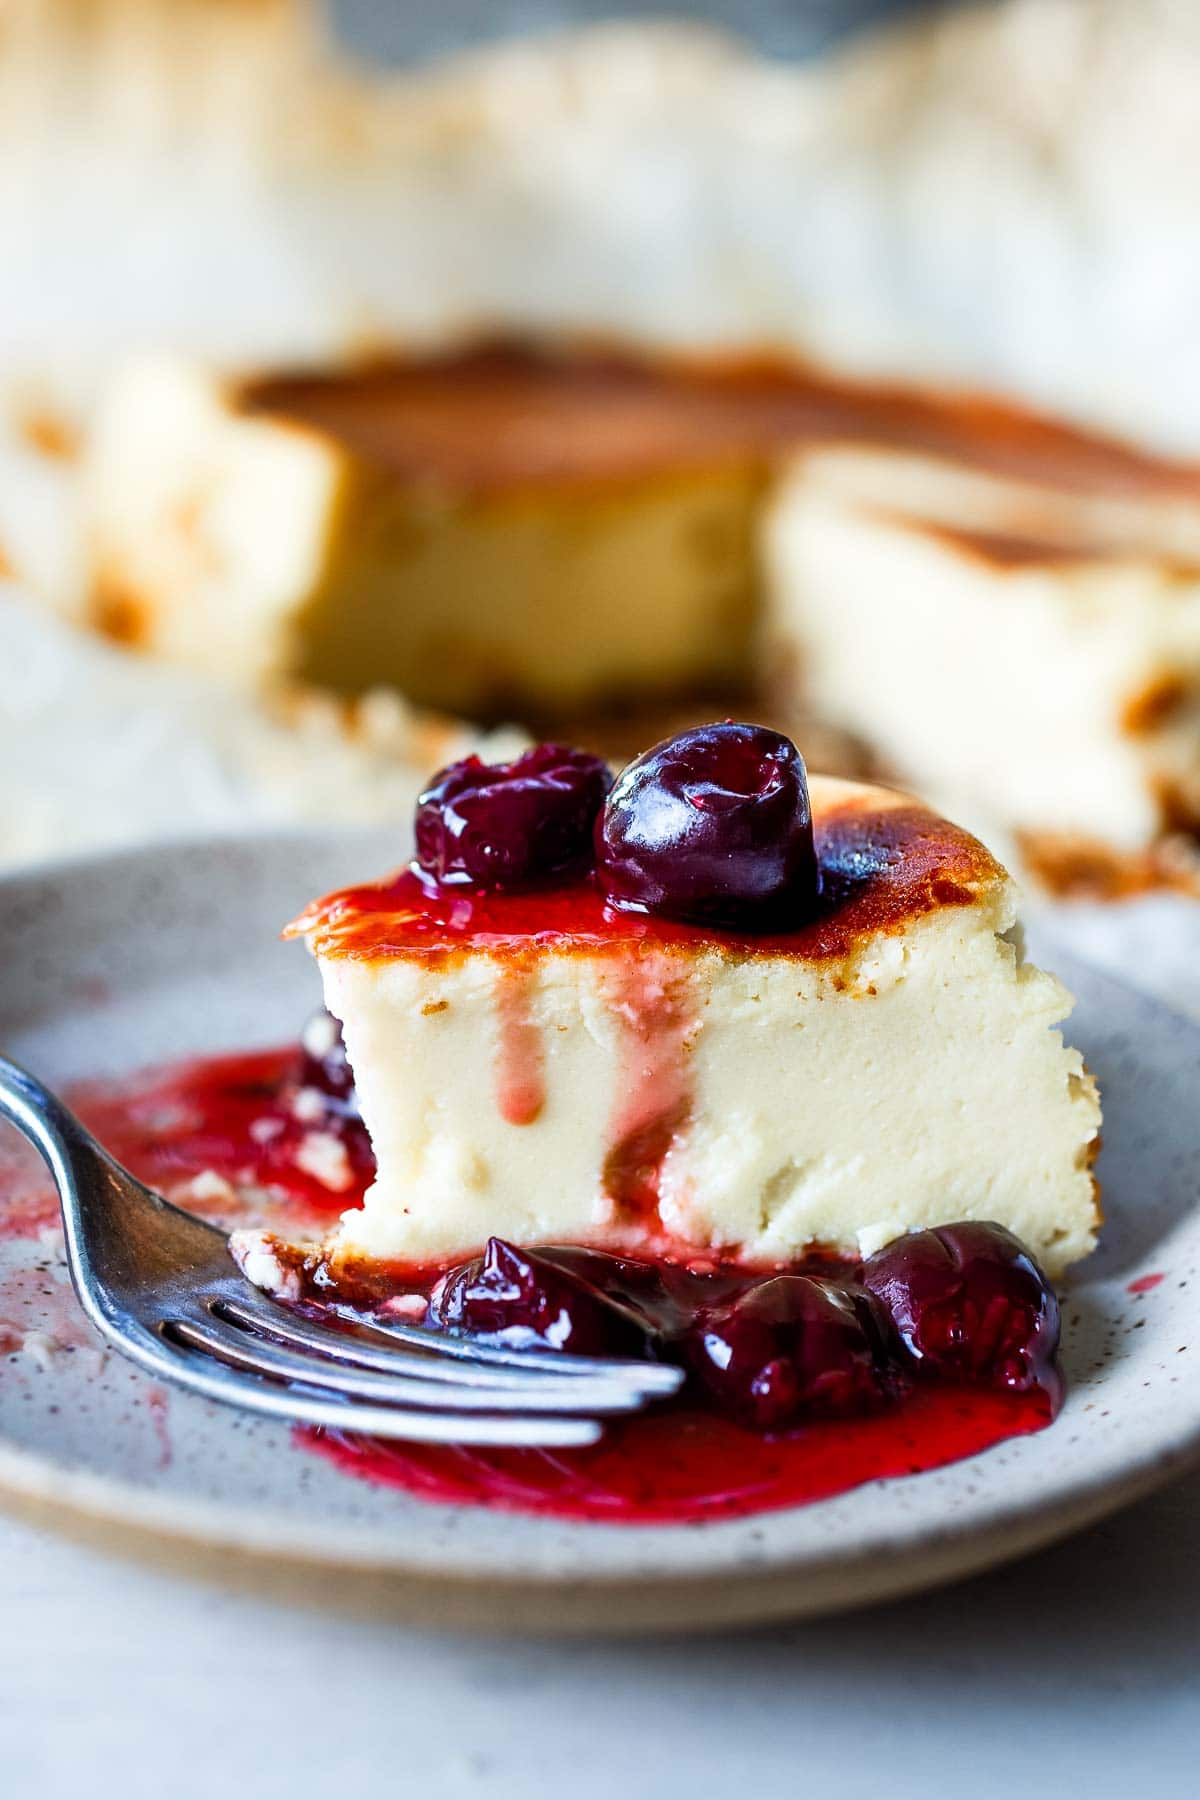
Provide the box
[285,728,1101,1280]
[84,337,1200,884]
[89,339,1023,721]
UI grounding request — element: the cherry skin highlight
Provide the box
[595,721,819,929]
[686,1274,891,1431]
[415,743,612,891]
[861,1221,1060,1393]
[432,1237,652,1358]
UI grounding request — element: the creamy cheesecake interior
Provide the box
[292,776,1101,1279]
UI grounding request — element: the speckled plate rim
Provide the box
[0,831,1198,1634]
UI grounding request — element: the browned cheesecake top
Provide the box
[290,777,1006,968]
[239,337,1200,498]
[867,510,1200,578]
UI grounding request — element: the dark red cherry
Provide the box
[594,722,818,929]
[298,1011,356,1102]
[534,1246,682,1338]
[685,1275,888,1431]
[414,744,611,890]
[432,1238,650,1358]
[860,1222,1060,1394]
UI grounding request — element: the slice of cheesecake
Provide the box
[766,443,1200,872]
[289,773,1100,1279]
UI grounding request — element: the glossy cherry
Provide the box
[432,1238,651,1357]
[414,744,612,890]
[685,1275,889,1431]
[860,1222,1060,1393]
[595,721,818,929]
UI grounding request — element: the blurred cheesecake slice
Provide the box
[85,344,778,720]
[766,443,1200,875]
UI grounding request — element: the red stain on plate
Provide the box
[298,1385,1054,1526]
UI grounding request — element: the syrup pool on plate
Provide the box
[300,1387,1054,1526]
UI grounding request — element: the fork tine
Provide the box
[169,1308,654,1417]
[158,1336,605,1445]
[215,1290,685,1401]
[111,1314,604,1445]
[323,1300,687,1395]
[213,1293,554,1388]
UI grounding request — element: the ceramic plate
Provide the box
[0,831,1197,1633]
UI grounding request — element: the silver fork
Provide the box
[0,1054,682,1447]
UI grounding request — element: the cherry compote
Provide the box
[305,1225,1062,1523]
[414,743,612,890]
[595,721,819,929]
[418,1222,1058,1433]
[686,1275,891,1431]
[433,1238,652,1358]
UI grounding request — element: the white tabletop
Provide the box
[5,1464,1198,1799]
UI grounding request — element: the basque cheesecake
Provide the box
[84,338,1200,877]
[285,730,1101,1280]
[87,339,1029,720]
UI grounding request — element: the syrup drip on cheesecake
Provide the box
[492,967,546,1127]
[603,954,695,1224]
